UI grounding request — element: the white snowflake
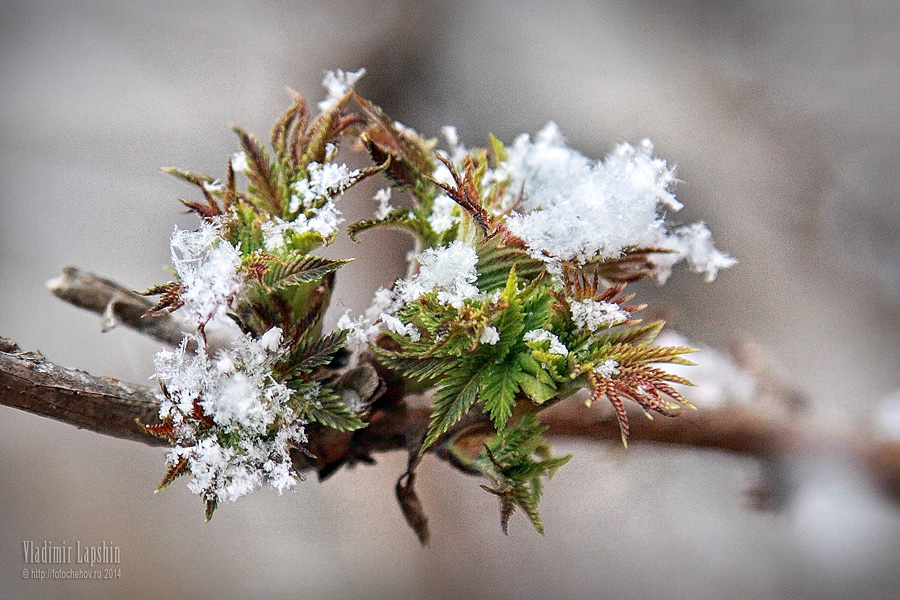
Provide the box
[374,187,394,220]
[594,359,621,378]
[523,329,568,356]
[427,194,460,234]
[231,151,249,173]
[480,326,500,345]
[153,326,308,504]
[168,218,242,327]
[569,298,629,331]
[489,125,734,281]
[380,313,421,342]
[395,241,480,308]
[318,68,366,112]
[651,222,737,283]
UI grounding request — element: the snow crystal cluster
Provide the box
[154,328,307,502]
[395,241,481,309]
[337,242,483,357]
[318,68,366,112]
[335,287,403,359]
[261,161,359,251]
[569,298,629,331]
[594,358,621,378]
[494,123,734,280]
[160,216,310,502]
[523,329,569,356]
[480,326,500,345]
[428,193,461,234]
[169,218,242,327]
[373,188,394,220]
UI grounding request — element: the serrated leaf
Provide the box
[263,254,353,289]
[348,209,434,245]
[608,342,696,366]
[476,232,545,292]
[513,486,544,535]
[355,93,436,188]
[291,330,346,373]
[484,266,526,357]
[422,362,492,451]
[600,320,665,346]
[204,497,217,522]
[233,125,281,215]
[488,133,508,163]
[474,414,570,535]
[514,353,557,404]
[482,359,522,431]
[303,389,366,432]
[155,455,188,493]
[377,353,460,384]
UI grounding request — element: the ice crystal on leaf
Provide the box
[152,327,307,508]
[594,359,621,378]
[373,187,394,220]
[494,128,732,279]
[569,298,629,331]
[523,329,569,356]
[169,219,242,328]
[480,326,500,345]
[651,222,738,283]
[318,67,366,112]
[230,151,249,173]
[505,138,675,265]
[396,241,480,308]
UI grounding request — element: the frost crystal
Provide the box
[396,241,480,308]
[651,223,737,283]
[505,139,674,264]
[202,179,223,193]
[336,287,404,359]
[594,359,621,378]
[480,326,500,345]
[523,329,568,356]
[257,161,360,248]
[569,299,629,331]
[289,162,358,212]
[493,122,590,212]
[318,68,366,112]
[381,313,421,342]
[493,126,734,280]
[231,151,250,173]
[427,194,460,234]
[169,219,242,327]
[153,327,308,504]
[374,187,394,220]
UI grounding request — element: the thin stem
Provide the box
[47,266,186,347]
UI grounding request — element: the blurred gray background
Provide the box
[2,1,900,598]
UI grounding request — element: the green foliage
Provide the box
[301,386,366,432]
[143,78,716,538]
[474,414,571,535]
[261,255,353,290]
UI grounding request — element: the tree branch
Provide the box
[3,333,900,509]
[0,337,166,446]
[47,266,186,346]
[5,266,900,526]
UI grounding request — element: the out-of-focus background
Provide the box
[2,1,900,598]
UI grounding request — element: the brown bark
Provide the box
[0,338,166,445]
